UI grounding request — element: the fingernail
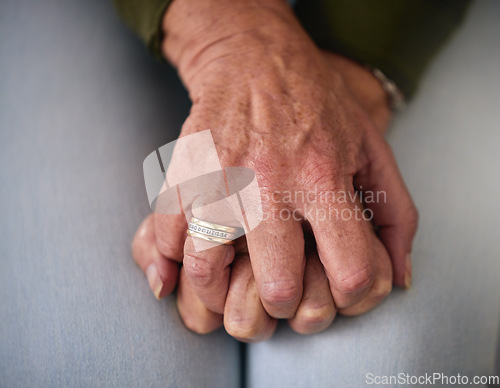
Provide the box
[404,253,412,290]
[146,264,164,300]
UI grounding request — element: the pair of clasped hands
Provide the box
[132,0,418,341]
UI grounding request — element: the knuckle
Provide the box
[406,204,419,236]
[131,229,156,268]
[335,265,374,295]
[252,153,283,188]
[260,280,302,306]
[225,318,259,341]
[297,304,335,327]
[371,278,393,301]
[156,236,183,260]
[131,234,143,262]
[299,160,344,190]
[131,219,151,259]
[181,314,217,335]
[183,254,217,287]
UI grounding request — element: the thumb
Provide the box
[132,214,180,299]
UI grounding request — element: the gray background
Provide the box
[0,0,499,387]
[248,1,500,387]
[0,0,239,387]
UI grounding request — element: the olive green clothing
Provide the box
[112,0,471,98]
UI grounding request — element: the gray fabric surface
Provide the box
[247,1,500,387]
[0,0,498,387]
[0,1,239,387]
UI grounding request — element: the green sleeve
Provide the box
[112,0,173,61]
[112,0,471,98]
[294,0,472,98]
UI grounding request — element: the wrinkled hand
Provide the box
[131,0,418,340]
[134,214,339,340]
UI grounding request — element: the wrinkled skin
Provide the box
[132,0,418,341]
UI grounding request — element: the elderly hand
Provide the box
[132,0,418,339]
[135,214,339,340]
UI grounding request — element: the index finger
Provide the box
[246,211,305,319]
[355,132,419,288]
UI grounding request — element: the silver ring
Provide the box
[187,217,243,244]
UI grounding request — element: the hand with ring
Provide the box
[131,0,418,340]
